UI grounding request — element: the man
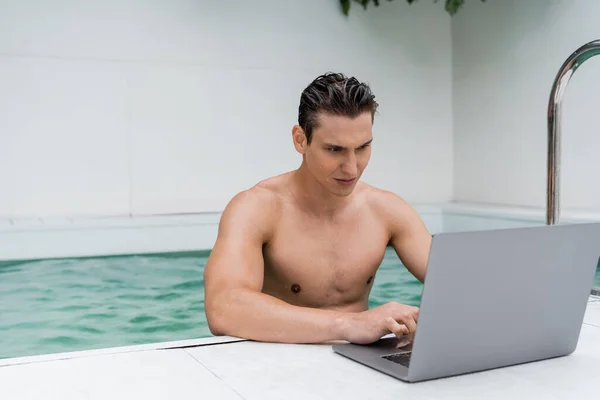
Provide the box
[203,72,432,345]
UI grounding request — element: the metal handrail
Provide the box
[547,39,600,296]
[547,39,600,225]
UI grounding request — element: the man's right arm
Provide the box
[203,188,351,344]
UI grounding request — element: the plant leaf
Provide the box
[340,0,484,16]
[445,0,465,15]
[356,0,370,10]
[341,0,350,15]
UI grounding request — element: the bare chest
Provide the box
[262,211,390,309]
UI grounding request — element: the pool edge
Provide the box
[0,335,246,368]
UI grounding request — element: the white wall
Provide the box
[0,0,453,219]
[452,0,600,212]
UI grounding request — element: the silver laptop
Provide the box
[332,222,600,383]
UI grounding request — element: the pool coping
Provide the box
[0,335,245,368]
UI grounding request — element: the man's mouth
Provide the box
[334,178,356,186]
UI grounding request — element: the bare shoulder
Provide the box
[360,183,415,218]
[224,184,282,217]
[358,183,428,236]
[219,181,284,242]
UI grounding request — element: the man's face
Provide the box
[294,111,373,197]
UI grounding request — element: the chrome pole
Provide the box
[547,39,600,225]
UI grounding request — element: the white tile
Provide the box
[584,297,600,327]
[0,349,241,400]
[186,325,600,400]
[2,213,221,231]
[0,55,130,218]
[187,340,410,400]
[0,335,245,368]
[6,218,45,229]
[39,217,74,226]
[1,327,599,400]
[0,217,221,260]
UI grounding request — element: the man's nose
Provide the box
[341,153,358,176]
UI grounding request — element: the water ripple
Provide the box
[3,249,596,360]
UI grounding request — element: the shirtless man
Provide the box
[203,72,432,345]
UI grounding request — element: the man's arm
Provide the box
[203,188,351,344]
[380,192,432,283]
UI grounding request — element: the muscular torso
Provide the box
[259,178,392,312]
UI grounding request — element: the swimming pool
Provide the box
[2,204,599,360]
[0,248,422,360]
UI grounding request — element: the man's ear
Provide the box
[292,125,307,154]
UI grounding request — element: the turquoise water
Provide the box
[0,248,423,360]
[3,249,599,360]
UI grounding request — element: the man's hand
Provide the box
[340,302,419,344]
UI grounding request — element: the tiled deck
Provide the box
[2,296,600,400]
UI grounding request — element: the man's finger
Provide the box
[386,317,409,337]
[398,314,417,336]
[412,308,420,322]
[394,336,412,349]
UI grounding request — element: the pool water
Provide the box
[2,249,599,360]
[0,248,423,360]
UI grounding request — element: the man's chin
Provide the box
[329,185,356,197]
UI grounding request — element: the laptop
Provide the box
[332,222,600,383]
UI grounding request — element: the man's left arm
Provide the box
[383,193,432,283]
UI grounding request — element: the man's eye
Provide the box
[328,147,342,152]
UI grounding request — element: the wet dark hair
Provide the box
[298,72,379,144]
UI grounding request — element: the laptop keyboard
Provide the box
[382,352,411,367]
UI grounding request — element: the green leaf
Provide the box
[339,0,487,16]
[341,0,350,15]
[445,0,465,15]
[355,0,370,10]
